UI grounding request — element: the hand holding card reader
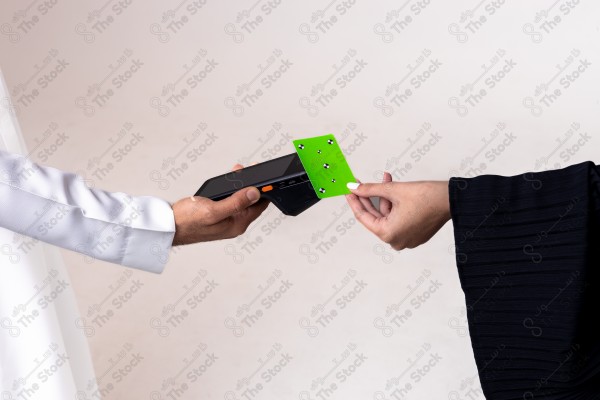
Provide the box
[194,134,356,216]
[194,153,321,216]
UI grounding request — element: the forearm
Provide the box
[448,161,599,398]
[0,149,175,272]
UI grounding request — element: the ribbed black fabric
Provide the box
[449,161,600,400]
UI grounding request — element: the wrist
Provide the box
[171,201,187,246]
[431,180,451,224]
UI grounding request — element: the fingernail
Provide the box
[346,182,359,190]
[246,187,260,202]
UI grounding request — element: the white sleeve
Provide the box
[0,149,176,273]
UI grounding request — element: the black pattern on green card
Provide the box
[293,134,356,199]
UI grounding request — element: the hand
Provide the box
[171,164,269,245]
[345,172,451,250]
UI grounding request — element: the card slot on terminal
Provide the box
[277,174,310,189]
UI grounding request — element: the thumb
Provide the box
[346,181,394,199]
[210,187,261,219]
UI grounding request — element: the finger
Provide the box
[231,163,244,171]
[347,181,394,200]
[379,172,393,216]
[241,198,270,220]
[355,178,383,218]
[207,187,261,223]
[346,194,383,219]
[231,199,270,233]
[345,193,380,234]
[358,196,383,218]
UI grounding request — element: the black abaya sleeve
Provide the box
[449,161,600,400]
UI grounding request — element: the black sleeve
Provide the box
[449,161,600,400]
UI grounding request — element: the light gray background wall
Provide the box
[1,1,599,399]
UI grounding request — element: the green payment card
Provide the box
[293,134,356,199]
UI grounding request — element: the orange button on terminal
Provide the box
[261,185,273,192]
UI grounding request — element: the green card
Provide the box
[293,134,356,199]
